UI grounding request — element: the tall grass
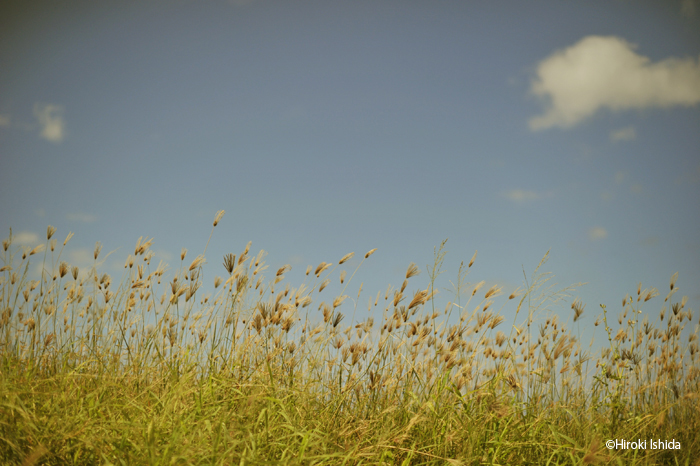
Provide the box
[1,212,698,465]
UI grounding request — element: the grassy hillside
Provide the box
[1,213,698,465]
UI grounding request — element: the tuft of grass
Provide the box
[1,214,698,465]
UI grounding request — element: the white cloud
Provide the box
[610,126,636,142]
[12,231,40,246]
[588,227,608,241]
[33,103,66,143]
[503,189,540,202]
[66,212,98,223]
[0,114,10,126]
[529,36,700,130]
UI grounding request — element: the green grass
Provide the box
[1,213,698,465]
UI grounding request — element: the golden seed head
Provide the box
[670,271,678,291]
[47,225,56,240]
[333,295,348,309]
[339,252,354,265]
[364,248,377,259]
[93,242,102,260]
[58,262,69,278]
[63,231,74,246]
[468,250,477,268]
[484,285,501,299]
[405,262,420,279]
[181,248,187,261]
[188,255,206,271]
[29,244,44,256]
[314,262,332,277]
[213,210,225,227]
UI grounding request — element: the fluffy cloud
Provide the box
[529,36,700,130]
[33,103,66,143]
[503,189,540,202]
[588,227,608,241]
[11,231,40,246]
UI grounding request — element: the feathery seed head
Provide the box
[405,262,420,279]
[315,262,332,277]
[364,248,377,259]
[47,225,56,240]
[339,252,354,265]
[223,254,236,274]
[93,242,102,260]
[213,210,225,227]
[189,255,205,271]
[670,272,678,291]
[59,261,69,278]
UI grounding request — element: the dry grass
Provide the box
[0,213,698,465]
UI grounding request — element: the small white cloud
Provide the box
[503,189,540,202]
[67,248,94,266]
[529,36,700,130]
[66,212,98,223]
[33,103,66,143]
[588,227,608,241]
[610,126,636,142]
[11,231,40,246]
[154,249,174,263]
[0,114,10,126]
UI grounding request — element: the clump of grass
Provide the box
[0,213,698,465]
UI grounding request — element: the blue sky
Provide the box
[1,0,699,344]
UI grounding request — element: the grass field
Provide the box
[1,212,698,465]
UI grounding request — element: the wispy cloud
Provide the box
[529,36,700,130]
[33,103,66,143]
[588,227,608,241]
[11,231,40,246]
[610,126,636,142]
[502,189,541,202]
[67,212,98,223]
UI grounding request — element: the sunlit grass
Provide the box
[1,212,698,465]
